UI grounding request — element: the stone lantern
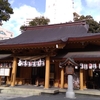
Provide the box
[59,58,79,99]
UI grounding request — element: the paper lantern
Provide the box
[41,60,45,66]
[80,63,83,69]
[99,63,100,69]
[37,59,42,67]
[18,60,23,66]
[9,63,12,68]
[89,63,92,69]
[32,61,36,67]
[92,64,97,69]
[28,61,32,67]
[24,60,28,67]
[5,63,8,67]
[84,64,88,70]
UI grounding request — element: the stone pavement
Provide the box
[0,85,100,96]
[59,88,100,96]
[0,93,100,100]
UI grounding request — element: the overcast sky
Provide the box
[2,0,100,37]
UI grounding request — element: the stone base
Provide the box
[66,91,76,99]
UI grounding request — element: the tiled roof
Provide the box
[0,54,12,59]
[55,51,100,59]
[0,21,100,46]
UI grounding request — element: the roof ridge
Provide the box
[24,21,86,30]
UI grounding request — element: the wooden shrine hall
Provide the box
[0,21,100,90]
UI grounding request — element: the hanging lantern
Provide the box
[18,60,23,66]
[41,60,45,66]
[9,63,12,68]
[84,64,88,70]
[80,63,83,69]
[32,61,36,67]
[92,64,97,69]
[89,63,92,69]
[5,63,8,67]
[1,63,3,67]
[99,63,100,69]
[37,59,42,67]
[23,60,28,67]
[28,61,32,67]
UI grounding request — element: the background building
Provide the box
[0,25,13,40]
[24,0,74,26]
[45,0,74,24]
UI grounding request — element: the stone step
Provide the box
[0,88,41,95]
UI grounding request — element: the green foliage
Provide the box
[29,16,50,26]
[20,25,26,32]
[0,0,13,21]
[74,15,100,33]
[20,16,50,31]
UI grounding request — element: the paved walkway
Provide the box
[59,88,100,96]
[0,85,100,96]
[0,93,100,100]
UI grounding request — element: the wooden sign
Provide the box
[66,67,74,75]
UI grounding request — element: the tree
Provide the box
[20,16,50,31]
[29,16,50,26]
[0,0,13,22]
[74,14,100,33]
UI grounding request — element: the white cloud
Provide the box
[2,5,42,37]
[2,0,100,38]
[74,0,83,14]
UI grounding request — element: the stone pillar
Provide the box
[80,69,83,90]
[60,68,64,88]
[44,56,50,89]
[11,57,17,87]
[66,75,75,99]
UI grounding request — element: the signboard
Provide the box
[0,68,10,76]
[66,67,74,75]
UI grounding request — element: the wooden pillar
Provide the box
[6,76,9,85]
[44,56,50,89]
[60,67,64,88]
[80,69,83,90]
[83,70,87,89]
[89,69,93,77]
[54,62,59,87]
[11,57,17,87]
